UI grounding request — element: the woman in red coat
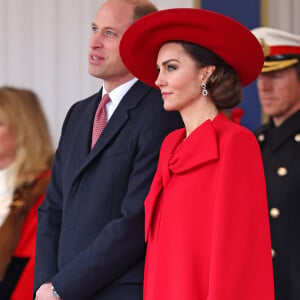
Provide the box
[120,8,274,300]
[0,87,53,299]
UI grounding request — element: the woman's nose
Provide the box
[155,72,166,88]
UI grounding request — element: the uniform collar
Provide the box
[263,110,300,151]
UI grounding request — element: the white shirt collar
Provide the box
[102,78,138,121]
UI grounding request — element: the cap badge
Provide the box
[259,38,270,56]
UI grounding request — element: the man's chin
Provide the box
[88,69,103,79]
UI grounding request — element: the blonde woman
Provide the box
[0,87,53,299]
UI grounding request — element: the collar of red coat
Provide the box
[166,117,220,176]
[145,113,229,242]
[160,112,230,188]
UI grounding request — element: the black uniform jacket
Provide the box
[256,110,300,300]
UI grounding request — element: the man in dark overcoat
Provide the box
[33,1,183,299]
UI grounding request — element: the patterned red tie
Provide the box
[91,94,111,149]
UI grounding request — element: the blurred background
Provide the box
[0,0,299,146]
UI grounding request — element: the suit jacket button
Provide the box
[295,133,300,142]
[277,167,288,176]
[258,133,265,142]
[270,207,280,218]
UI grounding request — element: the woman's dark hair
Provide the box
[179,41,243,110]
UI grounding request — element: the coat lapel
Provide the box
[73,81,152,181]
[78,92,101,159]
[62,91,100,185]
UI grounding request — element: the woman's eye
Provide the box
[167,65,177,71]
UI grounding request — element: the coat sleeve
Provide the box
[33,106,74,293]
[207,130,274,300]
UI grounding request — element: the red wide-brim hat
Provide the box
[120,8,264,88]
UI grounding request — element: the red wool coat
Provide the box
[144,113,274,300]
[11,193,45,300]
[0,170,50,300]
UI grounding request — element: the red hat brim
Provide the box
[120,8,264,88]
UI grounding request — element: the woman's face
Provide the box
[155,42,203,112]
[0,112,17,169]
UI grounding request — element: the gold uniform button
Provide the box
[271,248,276,258]
[277,167,288,176]
[258,134,265,142]
[270,207,280,218]
[295,133,300,142]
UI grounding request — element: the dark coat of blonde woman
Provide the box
[0,87,53,300]
[120,8,274,300]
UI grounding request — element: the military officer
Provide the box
[252,27,300,300]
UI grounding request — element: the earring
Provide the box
[201,83,208,96]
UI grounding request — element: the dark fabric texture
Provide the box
[256,110,300,300]
[0,257,29,299]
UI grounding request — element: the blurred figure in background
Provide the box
[252,27,300,300]
[0,87,53,299]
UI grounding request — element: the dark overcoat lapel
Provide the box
[72,81,151,185]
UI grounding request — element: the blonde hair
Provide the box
[0,87,53,187]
